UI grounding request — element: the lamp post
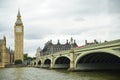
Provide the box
[70,37,74,53]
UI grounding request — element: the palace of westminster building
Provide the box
[0,10,24,67]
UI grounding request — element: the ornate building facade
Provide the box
[0,36,14,67]
[0,10,24,67]
[35,47,41,60]
[39,38,78,56]
[14,10,24,62]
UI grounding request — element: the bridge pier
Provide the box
[40,58,44,68]
[50,55,54,69]
[54,64,69,68]
[69,48,75,71]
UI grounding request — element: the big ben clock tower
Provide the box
[14,10,24,62]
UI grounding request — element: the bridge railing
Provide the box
[40,50,70,58]
[74,39,120,51]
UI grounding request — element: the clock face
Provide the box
[16,26,22,32]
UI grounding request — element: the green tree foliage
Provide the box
[15,59,22,64]
[24,53,33,60]
[24,53,28,60]
[27,57,33,60]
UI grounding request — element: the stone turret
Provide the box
[57,40,60,45]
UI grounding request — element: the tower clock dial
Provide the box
[16,26,22,32]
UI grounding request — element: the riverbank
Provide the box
[5,64,27,68]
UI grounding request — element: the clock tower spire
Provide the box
[14,10,24,62]
[16,10,22,25]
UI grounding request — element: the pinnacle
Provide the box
[17,9,21,17]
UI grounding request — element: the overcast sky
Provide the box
[0,0,120,57]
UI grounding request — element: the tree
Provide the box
[15,59,22,64]
[24,53,28,60]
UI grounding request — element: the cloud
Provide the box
[0,24,7,32]
[0,0,120,57]
[108,0,120,13]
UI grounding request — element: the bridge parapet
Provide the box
[74,39,120,52]
[41,50,70,59]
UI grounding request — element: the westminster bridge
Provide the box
[32,39,120,71]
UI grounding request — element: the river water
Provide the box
[0,68,120,80]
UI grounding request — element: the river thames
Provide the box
[0,68,120,80]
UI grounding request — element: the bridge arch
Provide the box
[34,62,36,66]
[75,51,120,70]
[43,59,51,68]
[54,55,70,62]
[37,60,41,65]
[54,56,70,69]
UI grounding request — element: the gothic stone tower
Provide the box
[14,10,24,62]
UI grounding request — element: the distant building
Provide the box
[40,38,78,56]
[35,47,41,59]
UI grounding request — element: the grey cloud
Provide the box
[63,28,91,35]
[0,0,7,7]
[57,24,101,35]
[25,26,54,40]
[68,0,108,15]
[73,17,85,22]
[60,25,119,36]
[30,0,108,19]
[108,0,120,13]
[106,26,120,40]
[0,0,120,57]
[0,24,8,32]
[25,34,43,40]
[0,0,13,9]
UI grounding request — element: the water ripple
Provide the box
[0,68,120,80]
